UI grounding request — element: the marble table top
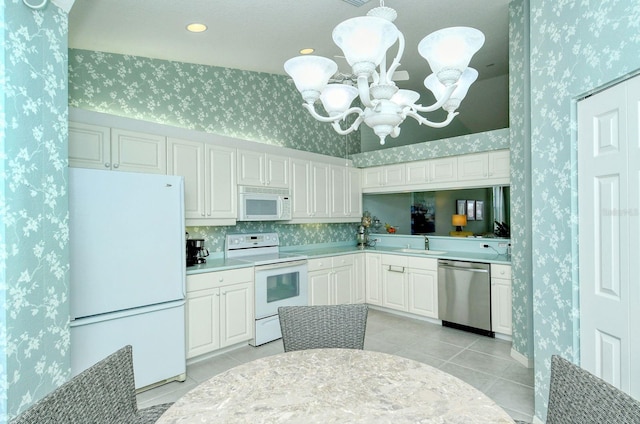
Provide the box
[157,348,515,423]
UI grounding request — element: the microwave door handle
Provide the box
[277,196,283,218]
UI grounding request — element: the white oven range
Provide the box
[225,233,308,346]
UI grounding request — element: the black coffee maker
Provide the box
[186,237,209,266]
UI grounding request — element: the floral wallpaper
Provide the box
[187,222,359,254]
[68,49,360,158]
[529,0,640,420]
[1,2,70,422]
[350,128,510,167]
[508,0,533,370]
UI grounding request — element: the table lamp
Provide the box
[450,214,473,237]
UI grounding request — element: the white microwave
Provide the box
[238,186,292,221]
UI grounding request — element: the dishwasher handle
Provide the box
[438,264,489,273]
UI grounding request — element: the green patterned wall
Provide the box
[1,3,70,421]
[68,49,360,158]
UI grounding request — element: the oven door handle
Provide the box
[254,260,308,271]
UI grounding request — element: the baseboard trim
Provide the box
[511,347,534,368]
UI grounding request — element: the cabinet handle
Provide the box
[113,163,119,168]
[388,265,405,273]
[219,278,224,282]
[105,162,111,168]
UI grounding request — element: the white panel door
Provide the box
[578,76,639,398]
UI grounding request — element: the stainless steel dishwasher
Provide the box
[437,260,493,337]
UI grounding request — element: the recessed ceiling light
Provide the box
[299,48,315,55]
[186,23,208,33]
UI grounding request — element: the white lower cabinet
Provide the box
[365,253,383,306]
[186,268,254,359]
[379,254,438,317]
[308,254,361,305]
[491,264,512,335]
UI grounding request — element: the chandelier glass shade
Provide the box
[284,2,485,145]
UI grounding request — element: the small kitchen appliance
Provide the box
[186,238,209,266]
[356,225,368,248]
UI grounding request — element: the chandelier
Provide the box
[284,1,484,145]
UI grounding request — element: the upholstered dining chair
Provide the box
[278,304,368,352]
[517,354,640,424]
[11,345,172,424]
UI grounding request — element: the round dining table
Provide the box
[157,348,515,423]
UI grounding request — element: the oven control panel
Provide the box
[226,233,279,251]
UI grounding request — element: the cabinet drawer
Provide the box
[407,256,437,271]
[491,264,512,280]
[381,254,408,268]
[332,254,355,268]
[308,257,333,272]
[187,267,254,292]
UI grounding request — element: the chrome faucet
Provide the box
[424,236,430,250]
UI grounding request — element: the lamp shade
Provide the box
[424,67,478,112]
[417,27,484,86]
[332,16,399,74]
[320,84,359,116]
[452,214,467,227]
[284,56,338,104]
[390,89,420,107]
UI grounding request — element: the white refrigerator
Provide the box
[68,168,187,389]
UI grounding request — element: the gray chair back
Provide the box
[546,355,640,424]
[11,345,172,424]
[278,304,368,352]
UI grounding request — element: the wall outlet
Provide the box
[480,243,490,248]
[498,242,508,248]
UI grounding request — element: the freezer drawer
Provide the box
[70,300,186,390]
[437,260,492,336]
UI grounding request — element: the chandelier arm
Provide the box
[302,103,364,123]
[411,84,457,113]
[331,115,365,135]
[406,110,459,128]
[385,31,405,85]
[357,75,374,108]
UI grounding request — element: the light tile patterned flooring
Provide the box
[138,308,534,422]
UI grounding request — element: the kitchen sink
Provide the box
[398,249,447,255]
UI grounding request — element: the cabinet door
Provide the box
[69,122,111,170]
[309,269,331,305]
[382,262,407,311]
[167,138,205,219]
[408,269,438,318]
[330,165,347,217]
[384,164,406,186]
[365,253,382,305]
[332,266,354,305]
[110,128,167,174]
[311,162,331,218]
[406,160,429,184]
[237,150,265,186]
[353,253,366,304]
[219,282,253,347]
[265,154,289,188]
[457,152,488,181]
[347,167,362,218]
[429,157,458,182]
[291,159,312,218]
[362,167,384,188]
[488,150,510,179]
[206,144,237,219]
[186,287,220,359]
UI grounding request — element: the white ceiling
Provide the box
[68,0,511,135]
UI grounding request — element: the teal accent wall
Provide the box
[1,3,70,422]
[68,49,360,158]
[529,0,640,420]
[508,0,533,376]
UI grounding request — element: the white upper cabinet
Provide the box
[362,164,405,188]
[69,122,167,174]
[291,159,330,220]
[237,150,289,188]
[167,137,236,225]
[330,165,362,220]
[458,150,510,182]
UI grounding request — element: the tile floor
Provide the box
[138,308,535,422]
